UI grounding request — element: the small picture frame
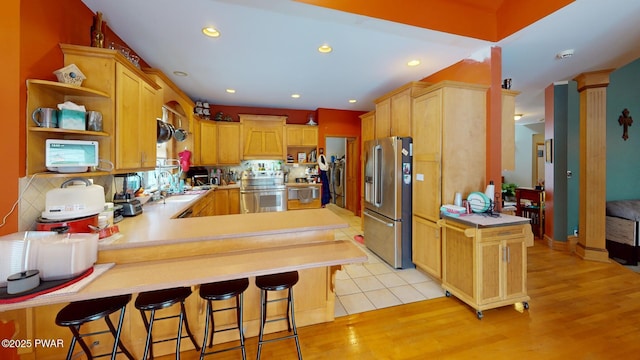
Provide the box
[545,139,553,163]
[297,152,306,163]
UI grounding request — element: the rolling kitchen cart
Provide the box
[438,214,532,319]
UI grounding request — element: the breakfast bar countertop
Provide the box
[100,190,348,250]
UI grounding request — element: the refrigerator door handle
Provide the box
[373,144,383,207]
[363,211,394,227]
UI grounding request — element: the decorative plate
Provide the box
[467,192,490,213]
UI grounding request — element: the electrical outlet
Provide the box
[567,170,572,178]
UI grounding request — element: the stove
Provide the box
[240,170,286,213]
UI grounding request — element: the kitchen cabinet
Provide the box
[286,125,318,147]
[60,44,161,172]
[227,188,240,214]
[115,64,160,169]
[217,122,242,165]
[411,81,488,279]
[199,120,218,165]
[240,114,286,159]
[439,215,531,319]
[286,124,318,165]
[412,215,442,279]
[181,188,240,217]
[502,89,519,171]
[25,79,111,176]
[374,81,431,138]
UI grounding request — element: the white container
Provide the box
[33,233,98,281]
[42,178,105,220]
[0,231,98,286]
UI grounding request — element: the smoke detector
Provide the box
[556,49,574,59]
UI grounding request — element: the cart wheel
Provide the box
[523,301,529,310]
[445,290,451,297]
[476,311,483,319]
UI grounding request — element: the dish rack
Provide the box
[155,159,182,193]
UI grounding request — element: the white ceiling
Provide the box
[81,0,640,125]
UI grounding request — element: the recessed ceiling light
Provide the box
[407,59,421,67]
[291,94,301,99]
[514,114,523,121]
[318,44,332,53]
[202,27,221,38]
[226,89,236,94]
[173,71,188,77]
[348,99,357,103]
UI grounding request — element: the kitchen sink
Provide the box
[164,194,199,203]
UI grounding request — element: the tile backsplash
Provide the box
[18,175,114,231]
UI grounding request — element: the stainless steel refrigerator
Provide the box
[363,136,413,269]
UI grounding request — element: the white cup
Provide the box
[454,193,462,207]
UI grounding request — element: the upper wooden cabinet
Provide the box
[199,120,218,165]
[502,89,520,171]
[60,44,162,172]
[240,114,286,159]
[374,81,431,138]
[286,125,318,147]
[115,64,160,170]
[217,122,242,165]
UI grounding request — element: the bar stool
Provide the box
[255,271,302,360]
[55,294,135,360]
[198,278,250,359]
[134,287,200,359]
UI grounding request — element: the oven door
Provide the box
[240,189,287,213]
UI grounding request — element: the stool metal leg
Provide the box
[237,293,246,360]
[288,287,302,360]
[200,300,213,360]
[141,309,156,360]
[256,289,267,360]
[104,306,135,359]
[180,301,200,351]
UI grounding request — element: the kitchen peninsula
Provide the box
[0,190,367,359]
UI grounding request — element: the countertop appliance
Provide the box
[363,136,413,269]
[113,173,143,216]
[240,170,286,213]
[41,178,105,220]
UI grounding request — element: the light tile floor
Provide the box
[326,204,445,317]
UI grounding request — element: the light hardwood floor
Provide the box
[154,239,640,359]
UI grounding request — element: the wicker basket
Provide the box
[53,64,86,86]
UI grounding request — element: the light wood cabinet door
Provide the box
[360,111,375,144]
[412,216,442,279]
[115,64,141,169]
[390,90,411,137]
[217,123,241,164]
[286,125,318,146]
[140,81,161,168]
[215,188,230,215]
[374,97,391,138]
[228,188,240,214]
[199,121,217,165]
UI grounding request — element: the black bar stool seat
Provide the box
[255,271,302,360]
[199,278,250,359]
[135,287,200,359]
[55,294,134,360]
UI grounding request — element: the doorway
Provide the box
[326,136,357,214]
[532,133,545,187]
